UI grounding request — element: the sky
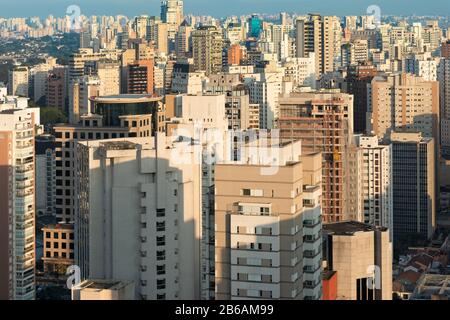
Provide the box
[1,0,449,18]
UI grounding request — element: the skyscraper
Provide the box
[76,135,202,300]
[161,0,184,40]
[0,103,39,300]
[368,73,440,145]
[391,132,436,248]
[438,58,450,157]
[296,14,341,77]
[192,26,223,76]
[248,15,262,38]
[355,135,393,231]
[8,66,29,97]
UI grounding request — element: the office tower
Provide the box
[54,95,164,222]
[76,135,201,300]
[127,60,154,95]
[69,76,100,124]
[405,52,439,81]
[35,134,56,217]
[46,67,67,110]
[41,223,74,274]
[8,66,29,97]
[215,140,323,300]
[277,91,354,223]
[442,40,450,59]
[368,73,440,144]
[354,135,393,231]
[97,61,121,96]
[171,62,205,94]
[248,15,262,38]
[0,106,39,300]
[72,280,135,300]
[341,40,368,68]
[175,20,191,58]
[345,63,377,133]
[322,222,393,300]
[296,14,341,77]
[391,132,436,246]
[227,44,245,66]
[192,26,223,76]
[246,61,287,129]
[438,59,450,157]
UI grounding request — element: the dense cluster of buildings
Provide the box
[1,1,450,300]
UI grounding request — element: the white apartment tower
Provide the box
[0,103,39,300]
[355,135,393,233]
[215,140,323,300]
[76,135,202,300]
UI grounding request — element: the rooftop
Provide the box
[100,141,138,151]
[323,221,388,236]
[90,94,162,104]
[77,279,133,291]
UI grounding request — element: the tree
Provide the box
[39,106,67,125]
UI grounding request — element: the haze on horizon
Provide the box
[1,0,449,18]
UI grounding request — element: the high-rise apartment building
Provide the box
[391,132,436,246]
[227,44,245,66]
[171,62,205,95]
[368,73,440,144]
[46,67,67,110]
[53,95,163,222]
[35,134,56,217]
[204,76,259,130]
[322,221,393,300]
[76,135,201,300]
[127,60,154,95]
[277,91,354,223]
[192,26,223,76]
[0,105,39,300]
[345,63,378,133]
[161,0,184,38]
[438,58,450,157]
[405,52,439,81]
[296,14,341,77]
[442,40,450,59]
[354,135,393,231]
[68,48,120,82]
[246,61,287,129]
[175,20,191,58]
[341,40,368,68]
[69,76,100,124]
[97,61,121,96]
[215,140,323,300]
[8,66,29,97]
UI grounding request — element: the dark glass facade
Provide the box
[95,101,158,127]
